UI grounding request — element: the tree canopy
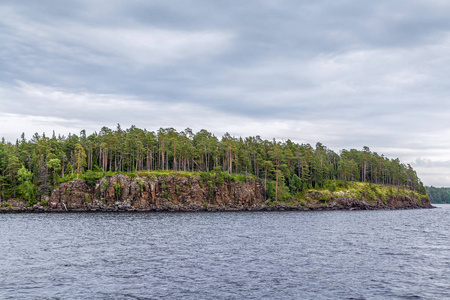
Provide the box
[0,125,426,203]
[426,186,450,204]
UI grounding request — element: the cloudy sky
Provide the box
[1,1,450,186]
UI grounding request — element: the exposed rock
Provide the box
[0,174,433,212]
[46,174,266,212]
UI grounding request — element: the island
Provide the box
[0,126,432,212]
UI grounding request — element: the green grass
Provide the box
[298,182,424,204]
[135,170,199,178]
[1,202,11,208]
[59,169,257,185]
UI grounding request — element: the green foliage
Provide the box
[113,182,123,199]
[289,174,303,194]
[135,170,196,178]
[200,170,255,185]
[59,173,77,184]
[266,180,291,202]
[175,184,182,195]
[230,173,250,183]
[26,197,37,207]
[299,182,425,205]
[66,162,73,176]
[40,199,48,206]
[47,158,61,186]
[0,125,426,201]
[159,183,170,199]
[83,170,103,186]
[100,179,109,193]
[135,178,145,193]
[266,180,275,199]
[323,180,337,192]
[426,186,450,203]
[318,193,331,204]
[200,172,213,183]
[1,202,11,208]
[74,143,87,177]
[18,166,33,183]
[335,180,350,189]
[17,167,35,204]
[124,172,137,178]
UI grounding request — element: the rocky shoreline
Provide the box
[1,204,435,213]
[0,174,433,213]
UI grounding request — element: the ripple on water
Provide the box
[0,206,449,299]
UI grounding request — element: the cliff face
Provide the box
[0,174,432,212]
[304,194,432,210]
[48,174,265,211]
[293,190,433,211]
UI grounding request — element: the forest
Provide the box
[426,186,450,204]
[0,125,426,204]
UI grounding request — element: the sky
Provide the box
[1,0,450,186]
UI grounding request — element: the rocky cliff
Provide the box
[1,174,433,212]
[47,174,265,211]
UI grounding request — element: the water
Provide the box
[0,206,449,300]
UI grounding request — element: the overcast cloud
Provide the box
[1,1,450,186]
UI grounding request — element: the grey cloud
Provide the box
[1,1,450,185]
[412,158,450,169]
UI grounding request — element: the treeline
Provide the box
[426,186,450,204]
[0,125,426,203]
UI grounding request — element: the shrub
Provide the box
[323,180,337,192]
[114,182,123,199]
[265,180,291,202]
[100,179,109,193]
[135,178,145,193]
[83,170,103,186]
[318,192,331,204]
[26,198,37,207]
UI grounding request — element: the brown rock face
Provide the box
[35,175,432,212]
[323,194,433,210]
[50,179,92,210]
[49,174,266,211]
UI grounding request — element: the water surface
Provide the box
[1,205,449,299]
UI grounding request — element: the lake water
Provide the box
[0,205,449,299]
